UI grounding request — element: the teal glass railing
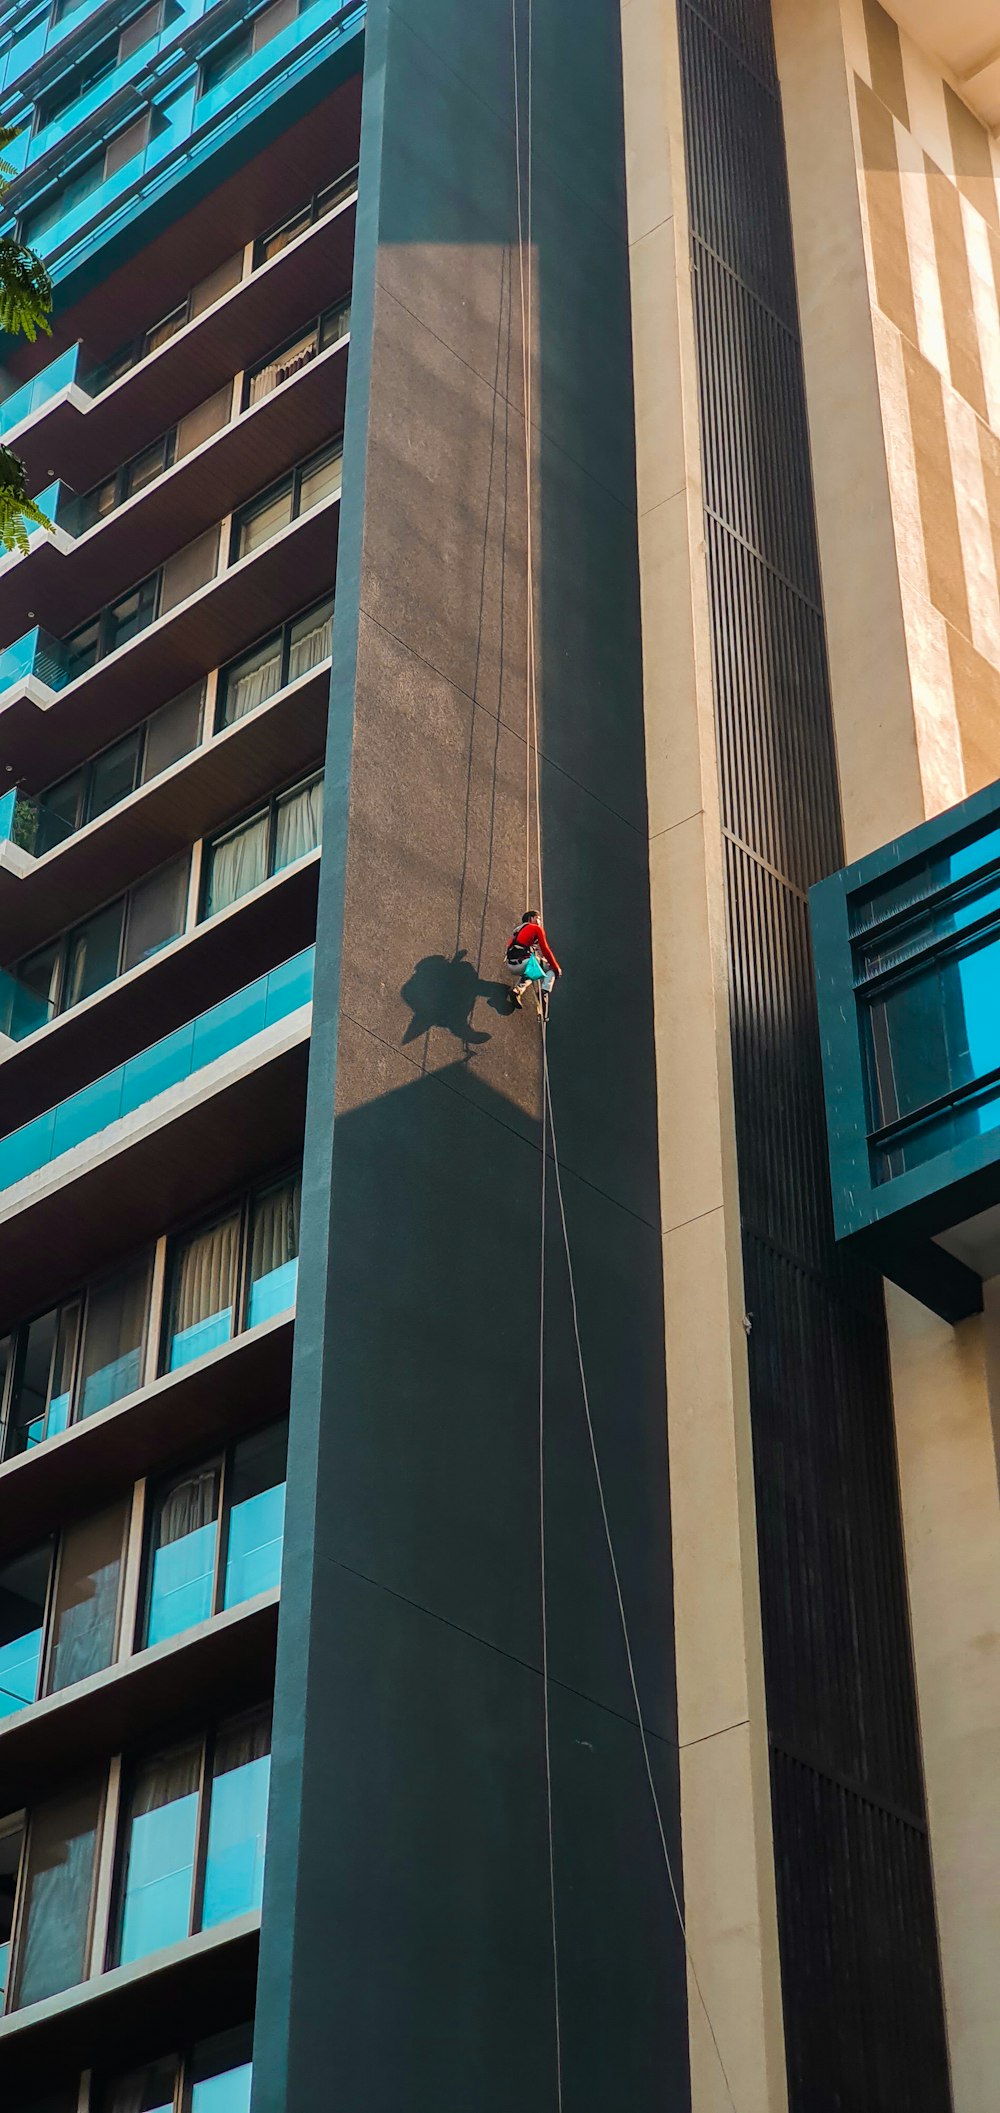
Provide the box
[0,626,73,699]
[0,946,314,1192]
[0,785,73,858]
[0,345,90,440]
[0,966,55,1043]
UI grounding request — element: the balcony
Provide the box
[0,846,321,1134]
[0,1313,294,1555]
[0,330,349,640]
[0,949,313,1327]
[812,777,1000,1320]
[0,945,313,1192]
[0,651,330,953]
[0,478,341,786]
[2,172,357,490]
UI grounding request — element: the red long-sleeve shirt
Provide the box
[511,920,561,975]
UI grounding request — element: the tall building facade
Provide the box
[0,0,995,2110]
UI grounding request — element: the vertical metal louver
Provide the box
[674,1,952,2103]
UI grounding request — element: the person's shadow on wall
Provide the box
[401,951,512,1056]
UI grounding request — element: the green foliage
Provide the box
[0,446,51,552]
[0,123,54,548]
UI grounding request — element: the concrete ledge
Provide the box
[0,1590,278,1809]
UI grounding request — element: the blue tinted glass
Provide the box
[119,1024,194,1118]
[224,1485,285,1608]
[45,1391,71,1437]
[51,1071,124,1160]
[264,948,313,1024]
[0,1936,9,2012]
[192,981,268,1071]
[119,1769,199,1965]
[80,1348,142,1418]
[146,1522,217,1646]
[0,1109,56,1189]
[865,926,1000,1135]
[0,1629,42,1717]
[201,1740,270,1930]
[192,2065,253,2113]
[169,1309,233,1371]
[0,789,15,841]
[247,1258,297,1327]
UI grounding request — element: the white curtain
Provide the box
[274,781,323,872]
[155,1469,219,1553]
[287,614,332,684]
[205,816,269,916]
[224,647,282,724]
[171,1216,240,1340]
[250,1178,301,1289]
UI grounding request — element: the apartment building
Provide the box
[0,0,996,2109]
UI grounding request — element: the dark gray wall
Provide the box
[251,4,689,2109]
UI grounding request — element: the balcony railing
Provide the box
[0,945,314,1192]
[0,344,93,441]
[0,624,72,698]
[0,167,359,452]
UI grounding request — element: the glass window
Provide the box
[223,1424,287,1608]
[235,481,293,560]
[247,1173,300,1328]
[0,1819,23,2015]
[203,811,269,918]
[78,1256,151,1419]
[104,112,151,180]
[274,776,323,875]
[118,1,165,63]
[78,474,118,533]
[117,1744,201,1966]
[122,856,189,973]
[143,683,204,779]
[144,304,188,356]
[8,941,60,1039]
[319,296,351,350]
[88,732,143,822]
[288,597,333,683]
[246,324,318,407]
[200,25,252,94]
[65,615,102,681]
[254,205,311,267]
[34,772,84,856]
[166,1210,241,1370]
[298,444,342,513]
[14,1779,103,2007]
[190,2026,254,2113]
[64,899,125,1009]
[145,1466,220,1647]
[127,434,172,498]
[100,2056,179,2113]
[6,1310,57,1456]
[0,1546,50,1718]
[46,1501,128,1694]
[200,1714,270,1930]
[217,632,282,728]
[108,575,158,653]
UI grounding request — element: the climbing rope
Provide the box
[510,5,739,2105]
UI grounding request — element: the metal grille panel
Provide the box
[675,0,952,2102]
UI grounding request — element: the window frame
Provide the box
[8,1769,108,2011]
[199,768,323,921]
[241,294,351,411]
[9,848,192,1029]
[65,570,161,679]
[76,425,177,533]
[138,1415,288,1653]
[230,440,343,563]
[159,1164,302,1378]
[215,596,333,732]
[0,1252,154,1463]
[33,685,206,854]
[110,1706,271,1970]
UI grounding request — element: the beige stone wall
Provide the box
[620,4,788,2109]
[773,5,1000,2108]
[848,0,1000,810]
